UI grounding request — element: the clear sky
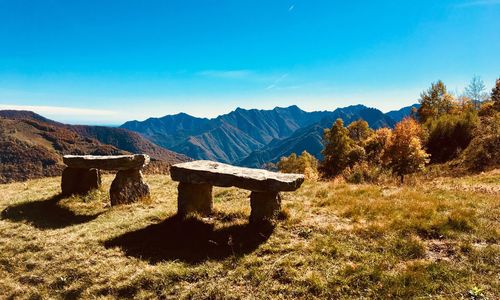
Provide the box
[0,0,499,124]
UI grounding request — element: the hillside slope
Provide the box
[0,117,126,183]
[0,111,190,183]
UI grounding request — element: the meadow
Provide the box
[0,171,498,299]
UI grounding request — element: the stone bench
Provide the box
[61,154,150,205]
[170,160,305,222]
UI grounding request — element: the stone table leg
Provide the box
[249,191,281,222]
[177,182,213,216]
[61,167,101,196]
[110,169,150,206]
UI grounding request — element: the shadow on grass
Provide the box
[0,194,101,229]
[104,215,275,264]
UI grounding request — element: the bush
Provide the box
[425,111,478,163]
[341,162,384,184]
[461,112,500,171]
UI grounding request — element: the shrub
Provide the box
[461,112,500,171]
[342,162,383,184]
[425,111,478,163]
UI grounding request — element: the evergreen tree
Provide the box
[320,119,354,177]
[417,81,455,123]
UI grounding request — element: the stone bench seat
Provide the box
[63,154,149,171]
[61,154,150,205]
[170,160,304,222]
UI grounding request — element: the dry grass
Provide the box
[0,170,499,299]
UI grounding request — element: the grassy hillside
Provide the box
[0,171,498,299]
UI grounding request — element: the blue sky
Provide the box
[0,0,499,124]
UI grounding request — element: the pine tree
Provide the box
[417,81,455,123]
[320,119,354,177]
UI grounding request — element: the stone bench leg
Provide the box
[61,167,101,196]
[250,191,281,222]
[177,182,213,216]
[110,169,150,206]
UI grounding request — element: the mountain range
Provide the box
[121,104,418,167]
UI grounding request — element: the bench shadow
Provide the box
[1,194,101,229]
[104,215,275,264]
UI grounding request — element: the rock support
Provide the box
[249,191,281,222]
[61,167,101,196]
[177,182,213,216]
[110,169,150,205]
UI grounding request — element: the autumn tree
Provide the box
[417,81,455,123]
[348,119,373,144]
[384,118,429,182]
[320,119,355,177]
[278,151,318,180]
[365,127,392,165]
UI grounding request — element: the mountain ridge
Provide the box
[121,104,399,166]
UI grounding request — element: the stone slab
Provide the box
[170,160,304,192]
[63,154,150,171]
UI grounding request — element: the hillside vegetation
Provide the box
[0,171,498,299]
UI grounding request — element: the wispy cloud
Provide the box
[455,0,500,7]
[0,104,117,116]
[266,73,289,90]
[288,4,295,11]
[196,69,255,79]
